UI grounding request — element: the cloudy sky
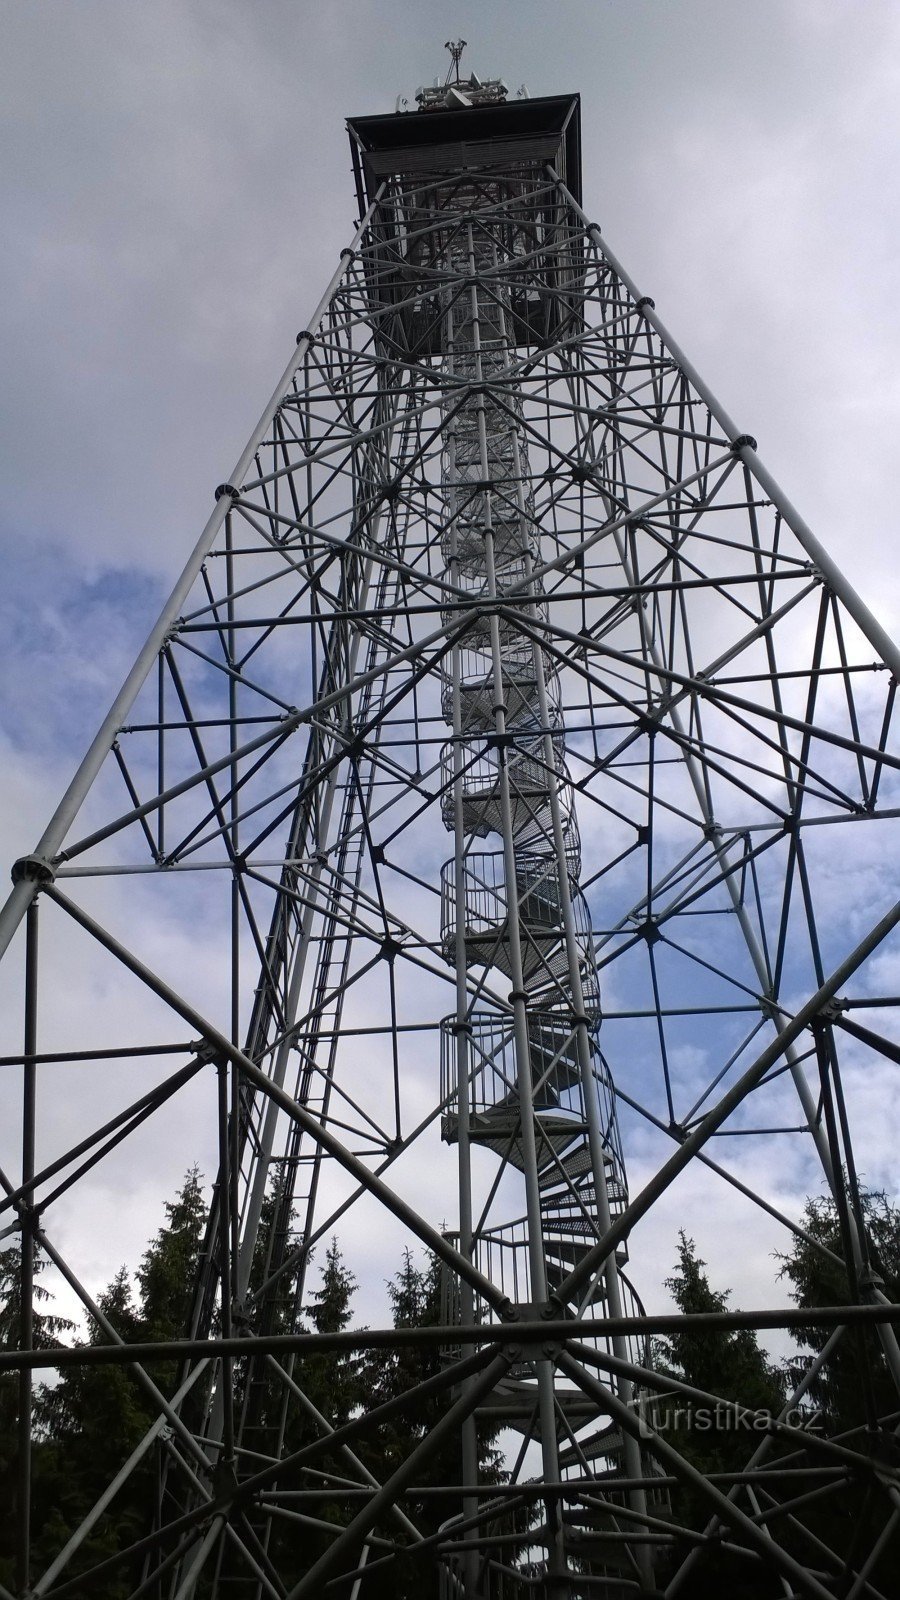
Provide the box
[2,0,900,1331]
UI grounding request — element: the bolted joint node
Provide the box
[215,483,239,502]
[296,329,316,346]
[380,936,401,962]
[819,995,848,1022]
[731,433,758,453]
[11,853,56,888]
[543,1293,565,1320]
[195,1037,222,1066]
[636,295,656,312]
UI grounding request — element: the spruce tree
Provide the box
[135,1165,206,1352]
[0,1241,74,1590]
[777,1189,900,1433]
[777,1191,900,1594]
[360,1249,506,1598]
[30,1171,209,1598]
[658,1232,784,1422]
[306,1235,362,1427]
[36,1267,149,1595]
[234,1230,364,1587]
[653,1232,785,1598]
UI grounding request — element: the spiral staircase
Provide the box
[434,187,655,1591]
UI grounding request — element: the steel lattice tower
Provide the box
[3,52,900,1600]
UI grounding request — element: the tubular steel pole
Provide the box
[3,1304,900,1376]
[464,226,570,1598]
[16,900,38,1593]
[221,416,402,1345]
[445,298,483,1598]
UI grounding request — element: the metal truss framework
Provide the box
[3,75,900,1600]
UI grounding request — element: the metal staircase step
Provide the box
[558,1423,624,1469]
[470,1373,604,1434]
[443,1109,590,1171]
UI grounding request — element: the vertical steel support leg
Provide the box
[17,899,38,1593]
[446,362,482,1599]
[529,633,653,1587]
[462,230,569,1600]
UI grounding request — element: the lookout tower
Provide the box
[4,43,900,1600]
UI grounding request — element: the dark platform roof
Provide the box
[347,94,581,213]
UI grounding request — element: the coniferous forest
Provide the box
[2,1175,899,1596]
